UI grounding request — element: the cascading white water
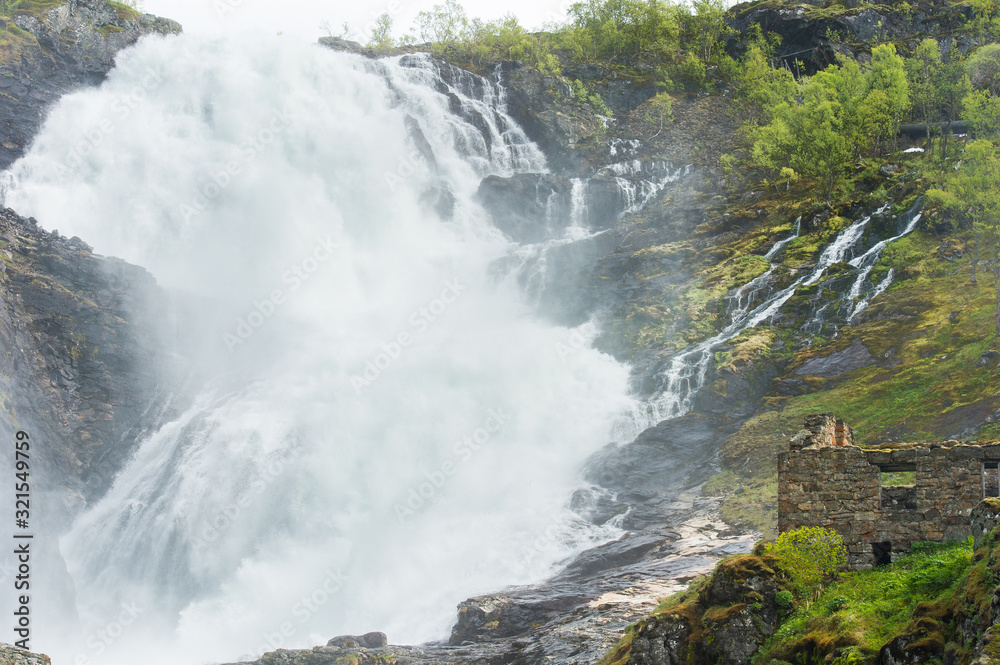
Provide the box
[846,207,923,321]
[726,217,801,322]
[566,178,589,239]
[0,35,642,665]
[605,160,687,217]
[644,204,895,422]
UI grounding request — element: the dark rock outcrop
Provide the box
[0,643,51,665]
[971,498,1000,549]
[973,625,1000,665]
[477,172,629,244]
[500,62,604,174]
[624,554,783,665]
[727,0,979,76]
[477,173,574,243]
[695,349,783,419]
[0,208,186,505]
[879,618,946,665]
[584,413,740,530]
[795,339,875,378]
[562,63,657,117]
[327,632,388,649]
[450,593,589,645]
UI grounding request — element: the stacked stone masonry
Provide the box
[778,414,1000,567]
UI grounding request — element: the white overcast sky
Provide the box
[141,0,577,44]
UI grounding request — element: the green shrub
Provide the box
[755,540,972,664]
[826,595,848,612]
[967,43,1000,93]
[764,526,846,597]
[588,92,613,116]
[775,589,794,608]
[678,52,707,90]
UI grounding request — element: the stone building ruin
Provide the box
[777,414,1000,567]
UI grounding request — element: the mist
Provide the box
[0,34,644,664]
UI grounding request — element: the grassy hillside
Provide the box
[600,532,1000,665]
[693,147,1000,537]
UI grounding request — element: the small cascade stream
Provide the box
[498,160,689,305]
[726,217,802,322]
[643,201,920,423]
[606,160,689,217]
[846,201,923,321]
[566,178,589,239]
[798,201,923,333]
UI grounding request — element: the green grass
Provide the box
[598,535,994,665]
[754,540,974,665]
[8,0,65,20]
[776,226,1000,444]
[108,0,141,22]
[881,470,916,486]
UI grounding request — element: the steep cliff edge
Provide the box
[0,207,187,510]
[0,0,181,169]
[0,0,184,506]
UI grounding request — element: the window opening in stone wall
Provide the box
[872,541,892,566]
[984,461,1000,498]
[881,468,916,487]
[879,463,917,511]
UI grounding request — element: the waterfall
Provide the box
[846,202,923,321]
[605,160,688,217]
[566,178,588,239]
[0,35,640,665]
[643,204,897,422]
[0,27,932,665]
[726,217,801,323]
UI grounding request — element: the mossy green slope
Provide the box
[658,147,1000,536]
[600,536,1000,665]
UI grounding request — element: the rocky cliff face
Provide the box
[0,207,189,514]
[618,554,784,665]
[0,0,181,169]
[0,643,50,665]
[727,0,980,74]
[0,0,184,509]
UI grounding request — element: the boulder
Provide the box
[879,163,904,178]
[977,351,1000,368]
[326,632,388,649]
[0,644,50,665]
[971,499,1000,549]
[879,619,945,665]
[795,339,875,378]
[625,554,783,665]
[973,625,1000,665]
[449,593,588,644]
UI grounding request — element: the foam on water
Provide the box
[0,35,639,664]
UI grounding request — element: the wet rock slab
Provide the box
[795,339,874,378]
[233,515,754,665]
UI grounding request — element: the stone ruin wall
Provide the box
[778,414,997,567]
